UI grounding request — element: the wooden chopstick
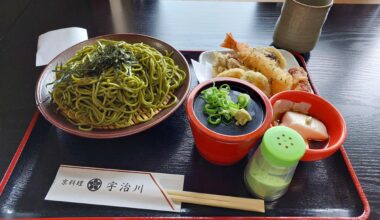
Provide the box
[166,190,265,213]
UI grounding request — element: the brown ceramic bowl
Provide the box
[35,33,190,138]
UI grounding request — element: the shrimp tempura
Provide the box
[221,33,293,95]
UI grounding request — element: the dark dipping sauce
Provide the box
[193,81,266,136]
[308,139,330,149]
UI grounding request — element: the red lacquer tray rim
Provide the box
[0,50,370,220]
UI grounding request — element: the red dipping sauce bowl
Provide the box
[270,91,347,161]
[186,78,273,165]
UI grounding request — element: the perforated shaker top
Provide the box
[261,126,306,167]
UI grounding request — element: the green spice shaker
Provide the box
[244,126,306,201]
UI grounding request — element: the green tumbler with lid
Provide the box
[244,126,306,201]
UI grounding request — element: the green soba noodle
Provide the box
[50,39,186,131]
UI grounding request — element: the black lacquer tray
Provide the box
[0,51,369,219]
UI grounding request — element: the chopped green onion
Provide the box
[200,84,252,126]
[208,114,222,125]
[238,93,250,108]
[204,104,217,114]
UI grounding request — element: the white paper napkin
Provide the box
[191,59,213,83]
[36,27,88,66]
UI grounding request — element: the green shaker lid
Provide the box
[261,126,306,167]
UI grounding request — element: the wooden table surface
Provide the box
[0,0,379,219]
